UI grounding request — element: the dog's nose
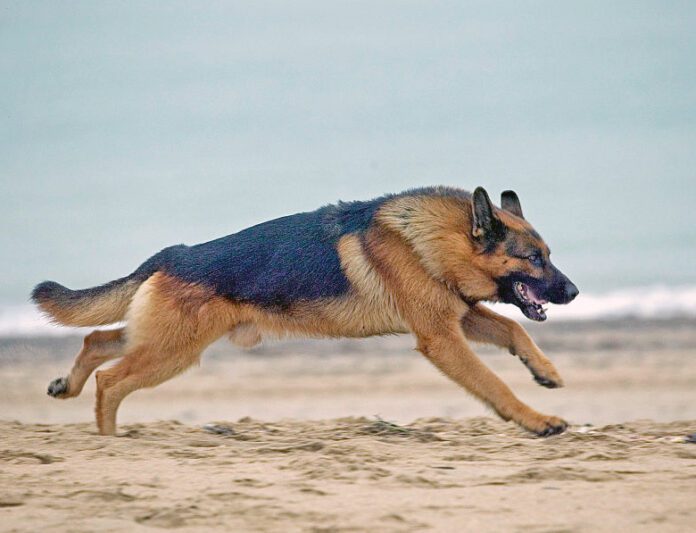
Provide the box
[565,282,579,302]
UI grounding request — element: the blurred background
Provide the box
[1,1,696,334]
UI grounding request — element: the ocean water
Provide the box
[1,2,695,335]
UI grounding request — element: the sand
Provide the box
[1,318,695,531]
[1,417,695,532]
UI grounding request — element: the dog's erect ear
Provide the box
[501,190,524,219]
[472,187,506,245]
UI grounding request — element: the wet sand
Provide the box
[1,318,695,531]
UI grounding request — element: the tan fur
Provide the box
[363,225,566,435]
[47,328,126,400]
[228,323,262,348]
[460,304,563,387]
[47,189,568,436]
[378,195,503,301]
[93,274,234,435]
[37,280,141,327]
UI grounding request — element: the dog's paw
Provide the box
[532,416,568,437]
[47,377,69,398]
[523,360,564,389]
[533,372,563,389]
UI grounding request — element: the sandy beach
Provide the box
[1,318,695,531]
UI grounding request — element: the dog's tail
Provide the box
[31,277,144,327]
[31,245,186,327]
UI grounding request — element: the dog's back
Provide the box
[158,197,387,308]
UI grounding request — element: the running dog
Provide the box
[32,186,578,436]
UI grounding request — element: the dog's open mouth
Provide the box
[514,281,548,322]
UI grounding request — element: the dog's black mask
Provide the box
[497,264,579,322]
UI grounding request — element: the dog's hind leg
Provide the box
[460,304,563,389]
[94,343,203,436]
[92,272,234,435]
[47,328,126,399]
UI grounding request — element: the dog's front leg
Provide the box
[415,320,567,436]
[460,304,563,388]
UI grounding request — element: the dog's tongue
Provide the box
[526,285,547,305]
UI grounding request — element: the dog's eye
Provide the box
[528,254,543,267]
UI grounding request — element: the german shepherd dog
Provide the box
[32,186,578,436]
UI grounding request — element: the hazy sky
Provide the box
[1,1,695,302]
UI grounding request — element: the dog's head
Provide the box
[468,187,579,321]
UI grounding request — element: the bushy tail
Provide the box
[31,276,144,327]
[31,244,186,327]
